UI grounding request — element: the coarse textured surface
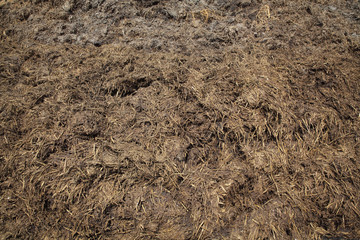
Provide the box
[0,0,360,239]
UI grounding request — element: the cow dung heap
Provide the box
[0,0,360,239]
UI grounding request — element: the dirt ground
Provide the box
[0,0,360,239]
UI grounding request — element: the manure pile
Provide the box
[1,0,360,239]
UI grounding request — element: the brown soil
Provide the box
[1,0,360,239]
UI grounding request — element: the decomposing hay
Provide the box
[1,0,360,239]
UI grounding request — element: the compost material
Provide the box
[1,0,360,239]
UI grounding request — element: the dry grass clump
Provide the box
[1,0,360,239]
